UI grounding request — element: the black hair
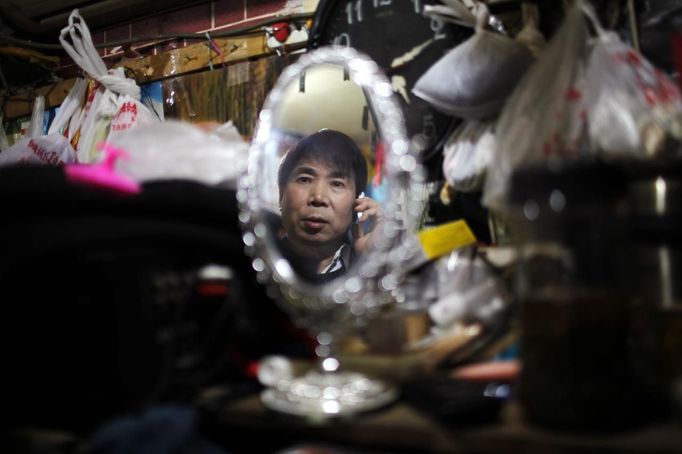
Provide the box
[278,129,367,198]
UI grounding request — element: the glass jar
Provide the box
[508,159,672,432]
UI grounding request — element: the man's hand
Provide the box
[352,196,383,254]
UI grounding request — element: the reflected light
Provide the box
[275,258,294,281]
[322,400,341,414]
[655,177,666,215]
[523,199,539,221]
[322,357,340,372]
[549,189,566,212]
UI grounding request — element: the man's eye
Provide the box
[330,180,346,188]
[296,176,312,183]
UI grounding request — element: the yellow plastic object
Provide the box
[417,219,477,260]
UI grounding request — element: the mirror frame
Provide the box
[238,46,425,314]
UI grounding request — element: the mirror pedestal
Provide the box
[261,368,397,418]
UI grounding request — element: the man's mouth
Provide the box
[301,216,327,230]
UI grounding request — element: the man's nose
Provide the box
[308,184,329,206]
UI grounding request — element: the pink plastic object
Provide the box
[65,142,141,195]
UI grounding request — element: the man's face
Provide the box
[280,158,356,256]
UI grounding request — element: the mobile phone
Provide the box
[350,192,365,243]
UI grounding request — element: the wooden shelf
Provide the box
[3,33,307,120]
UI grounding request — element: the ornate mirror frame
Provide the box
[237,46,426,314]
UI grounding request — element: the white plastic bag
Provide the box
[429,247,507,330]
[482,1,590,213]
[0,114,10,152]
[582,7,682,156]
[442,120,495,192]
[413,3,533,120]
[0,134,77,167]
[28,95,46,139]
[105,93,161,144]
[48,78,88,140]
[108,120,249,187]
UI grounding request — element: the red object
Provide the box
[271,22,291,43]
[373,141,385,187]
[245,361,260,379]
[197,281,230,297]
[450,360,521,383]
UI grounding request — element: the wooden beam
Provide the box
[120,33,271,83]
[3,79,77,120]
[3,32,307,119]
[0,46,61,66]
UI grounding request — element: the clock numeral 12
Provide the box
[431,17,446,41]
[373,0,392,7]
[411,0,421,14]
[346,0,363,25]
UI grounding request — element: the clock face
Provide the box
[309,0,472,162]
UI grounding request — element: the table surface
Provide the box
[200,389,682,454]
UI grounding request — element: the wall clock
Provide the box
[308,0,472,169]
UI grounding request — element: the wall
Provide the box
[92,0,318,62]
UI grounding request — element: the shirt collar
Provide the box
[320,243,350,274]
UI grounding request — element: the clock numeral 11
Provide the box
[346,0,363,25]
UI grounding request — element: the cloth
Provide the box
[278,236,354,283]
[320,243,352,274]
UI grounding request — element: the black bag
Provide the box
[0,165,309,433]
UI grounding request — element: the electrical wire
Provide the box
[627,0,640,52]
[0,13,311,51]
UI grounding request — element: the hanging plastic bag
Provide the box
[442,120,495,193]
[0,93,79,166]
[105,92,160,144]
[108,120,249,187]
[47,77,88,140]
[413,2,533,120]
[482,1,590,213]
[423,0,476,29]
[581,6,682,157]
[0,134,77,167]
[0,115,10,152]
[59,10,158,163]
[28,95,46,139]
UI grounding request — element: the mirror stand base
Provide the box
[260,369,397,419]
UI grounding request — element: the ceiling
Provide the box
[0,0,210,92]
[0,0,208,38]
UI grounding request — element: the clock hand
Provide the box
[391,75,410,105]
[390,38,434,70]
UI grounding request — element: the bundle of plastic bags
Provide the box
[582,6,682,156]
[482,0,682,213]
[55,9,158,163]
[413,2,533,120]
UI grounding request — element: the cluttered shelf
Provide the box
[198,389,682,454]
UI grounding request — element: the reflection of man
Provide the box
[278,129,381,282]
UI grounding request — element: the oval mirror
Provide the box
[239,46,425,311]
